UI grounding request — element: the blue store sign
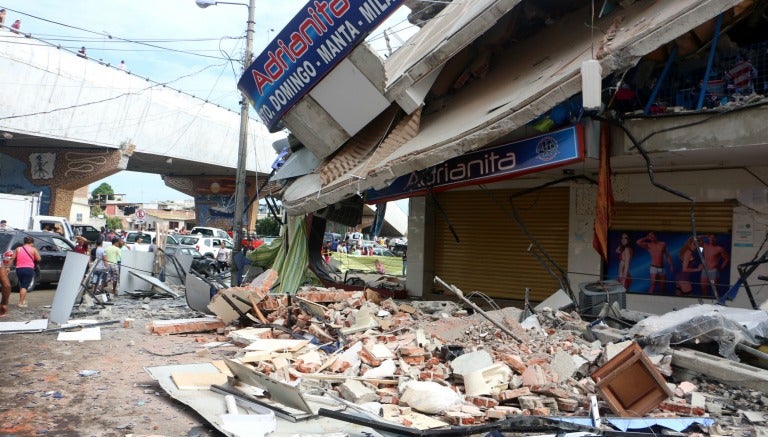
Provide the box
[238,0,404,132]
[367,125,585,203]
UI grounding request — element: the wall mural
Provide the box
[605,230,732,298]
[194,193,248,230]
[0,152,52,214]
[30,152,56,180]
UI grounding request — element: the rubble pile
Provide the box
[165,269,768,434]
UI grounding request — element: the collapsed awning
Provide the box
[282,0,742,215]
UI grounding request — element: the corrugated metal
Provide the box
[611,202,733,233]
[433,188,569,302]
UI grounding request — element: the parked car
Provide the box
[178,235,228,258]
[190,226,232,242]
[72,224,101,243]
[124,231,180,251]
[390,243,407,257]
[0,229,76,292]
[372,247,396,257]
[165,245,219,277]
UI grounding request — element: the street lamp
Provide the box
[195,0,256,264]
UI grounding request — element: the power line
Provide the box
[1,6,236,61]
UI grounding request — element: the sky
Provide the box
[1,0,417,202]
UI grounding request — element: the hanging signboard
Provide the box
[366,125,585,203]
[237,0,405,132]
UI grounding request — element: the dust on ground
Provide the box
[0,286,236,436]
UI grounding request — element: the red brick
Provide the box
[401,355,425,365]
[500,354,527,374]
[556,397,579,412]
[531,407,551,415]
[496,387,531,402]
[445,412,474,426]
[485,409,508,420]
[359,347,382,367]
[399,346,425,356]
[659,401,706,416]
[466,396,499,409]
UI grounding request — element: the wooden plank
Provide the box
[171,372,228,390]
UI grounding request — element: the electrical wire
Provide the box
[2,6,236,61]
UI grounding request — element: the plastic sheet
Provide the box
[628,304,768,361]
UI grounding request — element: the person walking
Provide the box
[90,238,108,295]
[0,249,11,317]
[216,243,230,271]
[11,236,40,308]
[104,237,121,295]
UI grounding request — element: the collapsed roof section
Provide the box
[251,0,746,215]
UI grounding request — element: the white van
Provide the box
[30,216,75,242]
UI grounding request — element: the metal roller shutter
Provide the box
[433,188,569,302]
[611,202,733,233]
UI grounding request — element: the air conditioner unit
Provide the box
[579,281,626,316]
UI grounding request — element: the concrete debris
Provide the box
[138,273,768,435]
[147,317,226,335]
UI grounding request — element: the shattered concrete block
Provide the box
[338,379,378,403]
[603,340,633,363]
[517,395,543,410]
[688,392,706,409]
[705,400,723,414]
[540,397,559,414]
[550,350,578,381]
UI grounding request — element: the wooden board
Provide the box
[171,372,228,390]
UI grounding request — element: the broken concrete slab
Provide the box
[338,379,378,403]
[534,289,574,312]
[672,348,768,392]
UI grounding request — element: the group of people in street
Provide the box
[616,231,730,296]
[0,235,41,315]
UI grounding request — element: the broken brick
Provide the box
[496,387,531,402]
[466,396,499,409]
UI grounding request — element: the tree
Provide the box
[106,216,123,231]
[255,217,280,236]
[91,183,115,203]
